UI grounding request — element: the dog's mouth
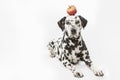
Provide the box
[69,31,81,39]
[69,35,80,39]
[65,30,80,39]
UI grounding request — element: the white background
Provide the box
[0,0,120,80]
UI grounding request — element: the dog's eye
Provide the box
[66,21,71,25]
[75,20,80,24]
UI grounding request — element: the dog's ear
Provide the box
[57,17,66,31]
[78,15,87,28]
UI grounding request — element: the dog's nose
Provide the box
[71,29,76,35]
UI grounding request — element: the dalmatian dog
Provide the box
[47,15,104,78]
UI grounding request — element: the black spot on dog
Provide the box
[85,55,90,59]
[79,47,82,50]
[65,45,69,50]
[59,58,62,61]
[53,45,55,48]
[64,55,68,60]
[58,50,60,55]
[51,41,54,45]
[68,64,71,66]
[64,50,66,53]
[68,49,72,54]
[80,57,84,61]
[82,40,87,50]
[68,59,71,62]
[85,52,89,55]
[62,57,64,60]
[65,31,69,36]
[78,41,82,45]
[63,62,67,67]
[67,53,69,56]
[75,53,83,57]
[85,61,92,67]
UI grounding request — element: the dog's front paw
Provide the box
[94,70,104,77]
[49,50,56,58]
[73,71,84,78]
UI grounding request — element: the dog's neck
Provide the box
[62,31,82,45]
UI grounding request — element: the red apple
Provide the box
[67,5,77,15]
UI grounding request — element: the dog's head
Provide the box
[58,15,87,38]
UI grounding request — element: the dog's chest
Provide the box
[63,40,83,63]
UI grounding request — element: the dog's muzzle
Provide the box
[71,29,76,35]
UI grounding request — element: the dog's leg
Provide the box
[81,50,104,77]
[59,55,84,78]
[47,41,56,58]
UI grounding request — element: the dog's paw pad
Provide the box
[73,72,84,78]
[95,71,104,77]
